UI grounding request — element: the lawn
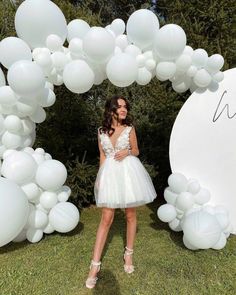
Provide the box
[0,200,235,295]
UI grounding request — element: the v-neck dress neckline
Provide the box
[107,126,128,150]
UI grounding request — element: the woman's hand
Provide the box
[114,148,129,161]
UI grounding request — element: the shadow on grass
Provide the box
[92,269,121,295]
[147,199,186,249]
[102,209,127,260]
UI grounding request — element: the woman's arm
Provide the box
[98,130,106,167]
[129,126,139,156]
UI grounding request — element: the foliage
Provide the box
[0,0,235,207]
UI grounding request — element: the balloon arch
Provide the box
[0,0,232,250]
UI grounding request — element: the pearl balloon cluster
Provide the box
[157,173,231,250]
[0,148,79,245]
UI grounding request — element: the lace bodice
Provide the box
[98,126,132,158]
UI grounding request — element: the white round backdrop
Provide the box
[170,68,236,233]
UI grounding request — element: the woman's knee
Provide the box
[101,208,115,227]
[125,208,136,222]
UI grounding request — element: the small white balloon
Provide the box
[187,179,200,194]
[115,34,129,51]
[164,187,178,205]
[30,106,46,123]
[125,45,141,57]
[194,69,212,88]
[21,182,40,202]
[7,60,45,97]
[175,54,192,73]
[28,209,48,229]
[67,19,90,42]
[154,24,186,60]
[49,202,80,233]
[106,53,138,87]
[40,191,58,209]
[46,34,63,52]
[156,62,176,80]
[4,115,22,133]
[167,173,188,194]
[26,228,43,243]
[2,131,22,149]
[176,192,194,211]
[0,37,32,69]
[36,159,67,191]
[194,188,211,205]
[110,19,125,36]
[43,222,54,234]
[169,218,182,232]
[192,49,208,68]
[157,204,177,223]
[205,54,224,74]
[0,86,18,106]
[212,71,224,83]
[69,38,83,56]
[1,151,37,184]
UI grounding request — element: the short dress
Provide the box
[94,125,157,208]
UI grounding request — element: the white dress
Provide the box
[94,125,157,208]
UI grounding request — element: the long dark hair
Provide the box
[99,95,134,136]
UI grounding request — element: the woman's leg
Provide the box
[125,207,137,265]
[87,207,115,278]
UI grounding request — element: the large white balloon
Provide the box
[154,24,186,60]
[49,202,80,233]
[15,0,67,49]
[106,53,138,87]
[35,159,67,191]
[7,60,45,97]
[67,19,90,42]
[83,27,115,63]
[0,177,29,247]
[182,210,221,249]
[1,151,37,185]
[0,37,32,69]
[127,9,159,50]
[63,60,95,94]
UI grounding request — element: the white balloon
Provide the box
[0,86,18,106]
[167,173,188,194]
[110,19,125,36]
[51,51,68,71]
[136,67,152,85]
[63,60,94,94]
[28,209,48,229]
[46,34,63,52]
[21,182,40,201]
[37,88,56,108]
[205,54,224,74]
[0,37,32,69]
[30,106,46,123]
[36,159,67,191]
[68,38,83,56]
[26,228,43,243]
[183,46,194,56]
[193,69,212,88]
[4,115,22,133]
[212,233,227,250]
[212,71,224,83]
[136,54,146,68]
[0,177,29,247]
[175,54,192,73]
[194,188,211,205]
[67,19,90,42]
[16,98,37,117]
[186,65,197,77]
[40,191,58,209]
[164,187,178,205]
[2,131,22,149]
[172,75,191,93]
[127,9,159,49]
[145,59,156,71]
[156,62,176,80]
[157,204,177,223]
[43,222,54,234]
[183,235,198,250]
[182,210,221,249]
[49,202,80,233]
[192,49,208,68]
[15,0,67,49]
[34,51,53,72]
[125,45,141,57]
[154,24,186,60]
[0,67,6,86]
[106,53,138,87]
[83,27,115,63]
[1,151,37,184]
[115,34,129,51]
[176,192,194,211]
[187,179,200,194]
[7,60,45,97]
[169,218,182,232]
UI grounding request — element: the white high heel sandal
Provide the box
[123,246,135,274]
[85,260,101,289]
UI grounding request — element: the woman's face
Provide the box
[114,98,128,121]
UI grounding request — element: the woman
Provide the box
[85,95,157,289]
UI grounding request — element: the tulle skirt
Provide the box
[94,155,157,208]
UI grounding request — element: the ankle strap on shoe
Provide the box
[125,246,133,254]
[91,260,101,266]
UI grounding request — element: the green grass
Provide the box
[0,201,235,295]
